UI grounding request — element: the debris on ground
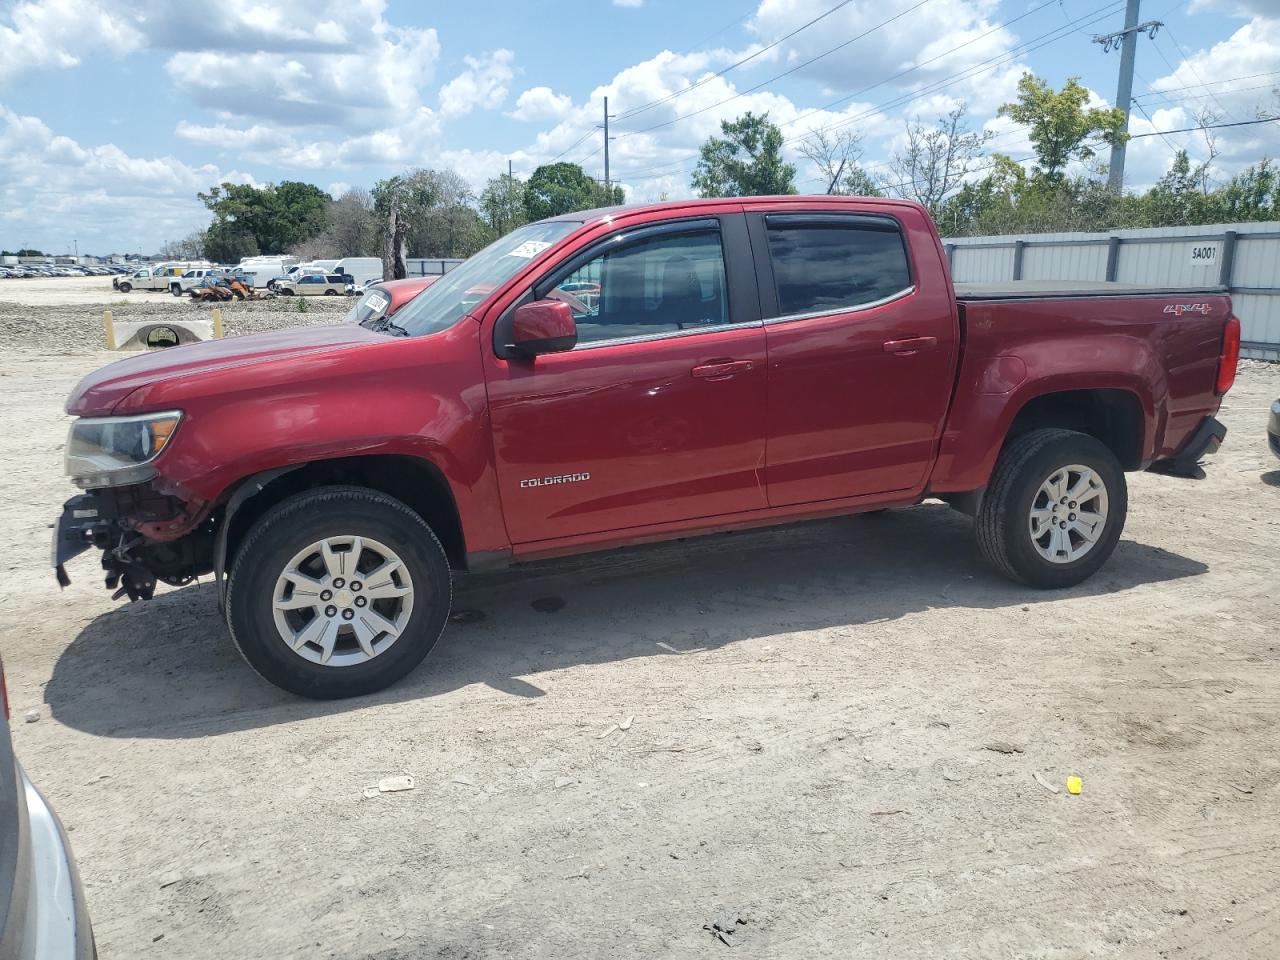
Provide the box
[704,914,750,946]
[1066,775,1083,795]
[620,715,634,731]
[596,724,619,739]
[378,775,415,793]
[1032,771,1060,794]
[450,774,475,787]
[554,777,575,789]
[23,709,38,723]
[449,609,486,623]
[983,741,1025,754]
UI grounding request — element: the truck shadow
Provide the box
[45,504,1208,739]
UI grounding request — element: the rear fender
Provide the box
[930,335,1159,493]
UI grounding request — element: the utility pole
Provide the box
[508,158,513,180]
[1094,0,1163,190]
[603,96,611,197]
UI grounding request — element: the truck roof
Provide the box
[540,194,927,224]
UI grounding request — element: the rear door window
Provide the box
[764,215,912,317]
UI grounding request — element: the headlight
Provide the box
[64,411,182,489]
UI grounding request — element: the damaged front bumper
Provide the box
[52,492,158,600]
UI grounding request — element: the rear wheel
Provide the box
[975,428,1127,588]
[324,289,338,296]
[226,486,452,699]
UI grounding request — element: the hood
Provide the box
[67,323,386,416]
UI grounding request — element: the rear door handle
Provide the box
[883,336,938,355]
[692,359,754,380]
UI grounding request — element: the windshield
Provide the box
[392,220,581,337]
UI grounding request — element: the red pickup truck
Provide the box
[54,197,1240,699]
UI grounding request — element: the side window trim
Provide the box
[495,213,761,354]
[748,210,915,323]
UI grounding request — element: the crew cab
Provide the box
[168,268,216,296]
[53,197,1240,700]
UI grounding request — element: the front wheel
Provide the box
[975,428,1127,588]
[118,281,131,292]
[226,486,453,698]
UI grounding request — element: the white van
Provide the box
[333,257,383,287]
[238,255,299,289]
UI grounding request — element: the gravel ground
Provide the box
[0,293,1277,959]
[0,276,349,354]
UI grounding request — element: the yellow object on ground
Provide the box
[1066,776,1082,795]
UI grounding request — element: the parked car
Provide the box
[0,656,95,957]
[275,273,348,296]
[342,276,438,328]
[168,268,217,296]
[53,196,1240,699]
[1269,398,1280,459]
[113,262,208,293]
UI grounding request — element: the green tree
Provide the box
[998,74,1127,183]
[1214,159,1276,221]
[2,248,45,257]
[523,163,601,221]
[691,112,797,197]
[198,181,330,261]
[480,173,528,236]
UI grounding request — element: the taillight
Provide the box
[1216,315,1241,395]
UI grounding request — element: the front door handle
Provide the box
[692,359,754,380]
[883,336,938,355]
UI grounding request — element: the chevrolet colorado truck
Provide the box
[53,197,1240,699]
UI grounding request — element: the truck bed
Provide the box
[954,281,1224,301]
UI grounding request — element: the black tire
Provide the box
[226,486,453,699]
[118,281,131,292]
[975,428,1127,588]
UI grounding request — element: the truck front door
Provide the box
[485,212,768,545]
[747,207,958,506]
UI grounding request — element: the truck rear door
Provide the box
[747,205,959,505]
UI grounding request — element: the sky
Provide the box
[0,0,1277,255]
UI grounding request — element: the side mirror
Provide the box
[509,299,577,356]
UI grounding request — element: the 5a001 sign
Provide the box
[1188,242,1221,266]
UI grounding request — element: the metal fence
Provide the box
[943,222,1280,360]
[405,258,465,278]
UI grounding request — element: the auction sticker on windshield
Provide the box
[507,240,552,259]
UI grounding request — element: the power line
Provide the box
[1129,116,1278,137]
[615,0,935,138]
[618,0,1110,181]
[779,0,1066,134]
[1161,25,1238,121]
[614,0,856,122]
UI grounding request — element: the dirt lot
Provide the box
[0,289,1277,959]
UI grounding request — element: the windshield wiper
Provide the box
[363,315,409,336]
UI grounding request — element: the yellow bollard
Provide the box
[103,310,116,350]
[211,307,223,339]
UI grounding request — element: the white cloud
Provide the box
[0,0,141,82]
[0,106,252,252]
[438,49,516,117]
[509,86,575,121]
